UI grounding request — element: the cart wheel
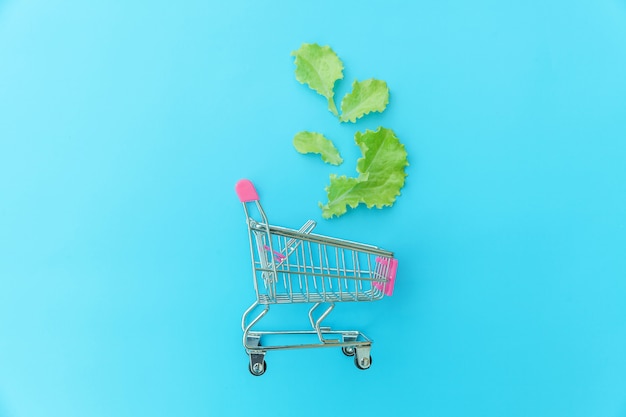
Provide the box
[249,360,267,376]
[354,355,372,370]
[342,346,355,357]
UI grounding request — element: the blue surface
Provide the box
[1,1,626,416]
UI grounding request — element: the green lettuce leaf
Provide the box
[339,78,389,123]
[292,43,343,116]
[320,127,408,218]
[293,131,343,165]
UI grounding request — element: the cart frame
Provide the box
[236,179,397,375]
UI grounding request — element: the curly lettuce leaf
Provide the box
[320,127,408,218]
[293,131,343,165]
[339,79,389,123]
[292,43,343,116]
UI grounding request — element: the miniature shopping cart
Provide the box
[236,179,398,375]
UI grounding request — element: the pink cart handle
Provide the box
[236,179,259,202]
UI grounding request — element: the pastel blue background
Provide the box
[1,1,625,416]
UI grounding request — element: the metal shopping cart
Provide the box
[236,179,398,375]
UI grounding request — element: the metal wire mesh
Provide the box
[251,225,393,304]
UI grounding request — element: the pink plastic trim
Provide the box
[374,257,398,296]
[235,179,259,202]
[264,245,286,262]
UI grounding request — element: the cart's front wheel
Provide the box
[342,346,355,357]
[249,360,267,376]
[354,355,372,370]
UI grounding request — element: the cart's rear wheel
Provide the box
[354,355,372,370]
[249,360,267,376]
[342,346,355,356]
